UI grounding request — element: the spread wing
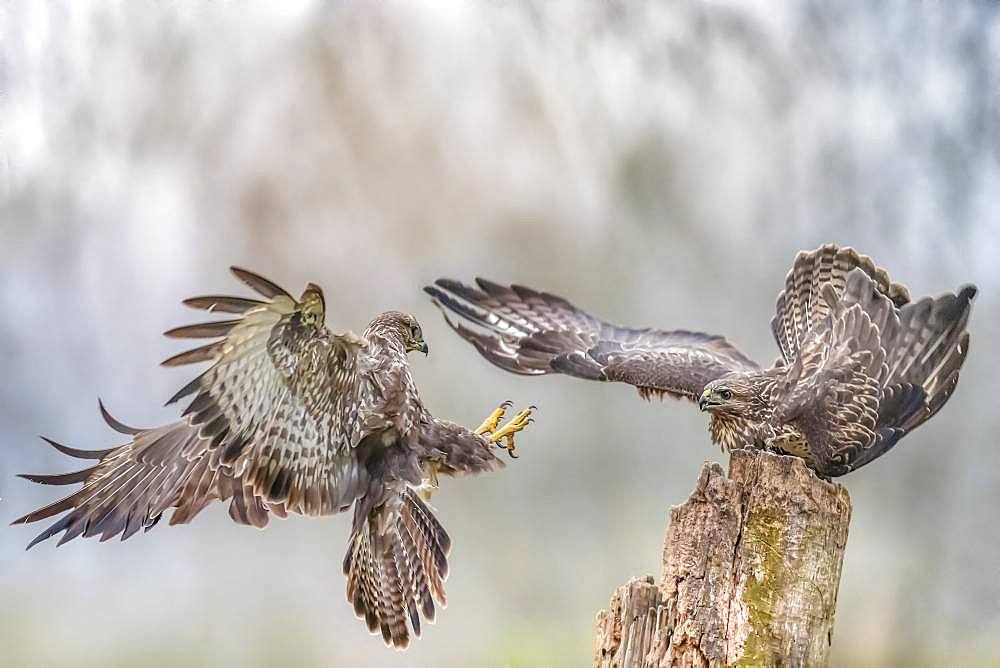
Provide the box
[425,278,759,402]
[161,268,375,516]
[14,268,379,547]
[414,414,505,476]
[12,407,283,548]
[771,244,910,366]
[772,269,975,476]
[771,274,893,476]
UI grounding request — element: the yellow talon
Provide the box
[475,400,513,435]
[488,405,535,457]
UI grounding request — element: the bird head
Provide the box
[405,317,429,355]
[367,312,429,355]
[699,375,754,414]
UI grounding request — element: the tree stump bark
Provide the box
[594,449,852,667]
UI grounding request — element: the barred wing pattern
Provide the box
[772,268,975,475]
[15,268,519,651]
[427,245,975,478]
[772,271,896,475]
[15,269,376,548]
[164,269,372,516]
[425,278,759,401]
[770,244,910,366]
[12,409,281,548]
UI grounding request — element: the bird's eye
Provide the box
[719,389,733,400]
[411,324,422,339]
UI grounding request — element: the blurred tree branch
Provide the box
[594,449,851,667]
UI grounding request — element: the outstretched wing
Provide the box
[15,269,378,547]
[771,244,910,366]
[344,487,451,650]
[413,413,505,476]
[12,406,282,548]
[163,269,376,516]
[425,278,758,402]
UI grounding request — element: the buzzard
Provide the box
[14,268,535,650]
[425,245,975,477]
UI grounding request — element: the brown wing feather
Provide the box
[16,269,384,548]
[163,269,373,516]
[11,408,277,548]
[883,285,975,429]
[425,278,758,401]
[771,244,910,366]
[772,268,975,476]
[772,297,889,476]
[415,414,504,476]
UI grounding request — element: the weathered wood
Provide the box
[594,449,852,667]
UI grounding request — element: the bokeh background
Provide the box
[2,1,999,665]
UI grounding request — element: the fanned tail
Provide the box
[343,488,450,650]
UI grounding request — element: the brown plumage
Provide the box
[426,244,976,477]
[14,268,529,650]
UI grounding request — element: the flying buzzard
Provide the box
[14,268,535,650]
[425,245,975,477]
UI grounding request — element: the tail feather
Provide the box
[344,489,450,651]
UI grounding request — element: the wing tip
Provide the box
[39,435,112,460]
[229,266,293,300]
[98,398,143,435]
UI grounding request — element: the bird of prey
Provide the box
[425,244,975,477]
[14,268,535,650]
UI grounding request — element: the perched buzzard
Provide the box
[425,245,975,477]
[14,268,535,650]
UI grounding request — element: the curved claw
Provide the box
[487,404,535,457]
[475,401,515,436]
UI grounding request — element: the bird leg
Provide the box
[416,462,440,501]
[488,405,535,458]
[474,400,513,435]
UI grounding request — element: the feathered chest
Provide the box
[707,412,809,461]
[708,414,761,452]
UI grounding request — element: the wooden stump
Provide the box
[594,449,852,667]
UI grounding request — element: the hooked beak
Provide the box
[418,341,429,356]
[699,390,711,412]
